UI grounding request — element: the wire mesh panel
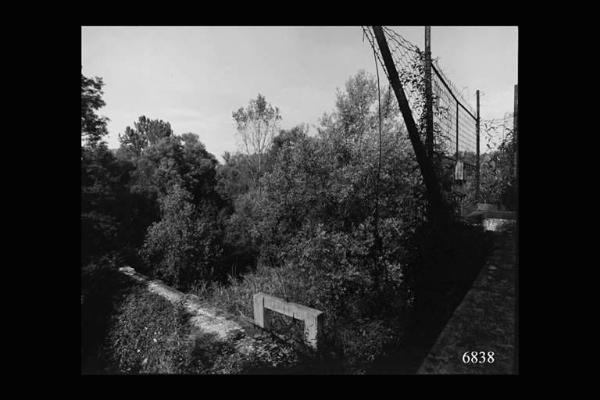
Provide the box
[363,27,478,165]
[362,26,426,123]
[431,63,478,167]
[432,73,457,156]
[362,26,481,209]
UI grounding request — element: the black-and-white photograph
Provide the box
[81,25,518,375]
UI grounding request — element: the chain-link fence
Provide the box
[362,26,481,210]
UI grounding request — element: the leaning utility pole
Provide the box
[475,90,481,202]
[371,26,445,222]
[424,26,434,158]
[513,84,518,179]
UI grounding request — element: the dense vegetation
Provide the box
[479,119,517,209]
[81,66,512,374]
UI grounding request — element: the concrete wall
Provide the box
[253,293,323,350]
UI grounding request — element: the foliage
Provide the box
[83,65,495,374]
[81,72,109,147]
[106,286,300,374]
[332,70,378,139]
[232,94,282,189]
[118,116,174,158]
[480,120,517,209]
[223,71,422,269]
[129,134,221,206]
[215,152,253,206]
[82,77,228,373]
[202,222,410,373]
[140,185,224,290]
[81,143,136,265]
[203,71,428,372]
[269,124,309,157]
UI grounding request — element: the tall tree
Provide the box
[334,70,377,140]
[130,134,220,207]
[232,94,281,190]
[141,185,224,289]
[81,73,136,265]
[81,72,109,147]
[119,116,173,157]
[81,143,135,266]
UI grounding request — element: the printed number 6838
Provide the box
[462,351,495,364]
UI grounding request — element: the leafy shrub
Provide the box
[141,185,224,290]
[200,222,411,373]
[335,320,397,374]
[81,144,136,266]
[200,72,432,373]
[479,122,517,210]
[201,334,300,375]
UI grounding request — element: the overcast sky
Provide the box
[81,26,518,161]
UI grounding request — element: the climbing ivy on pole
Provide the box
[371,26,447,223]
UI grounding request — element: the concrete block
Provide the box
[253,292,323,350]
[253,293,271,330]
[483,218,516,232]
